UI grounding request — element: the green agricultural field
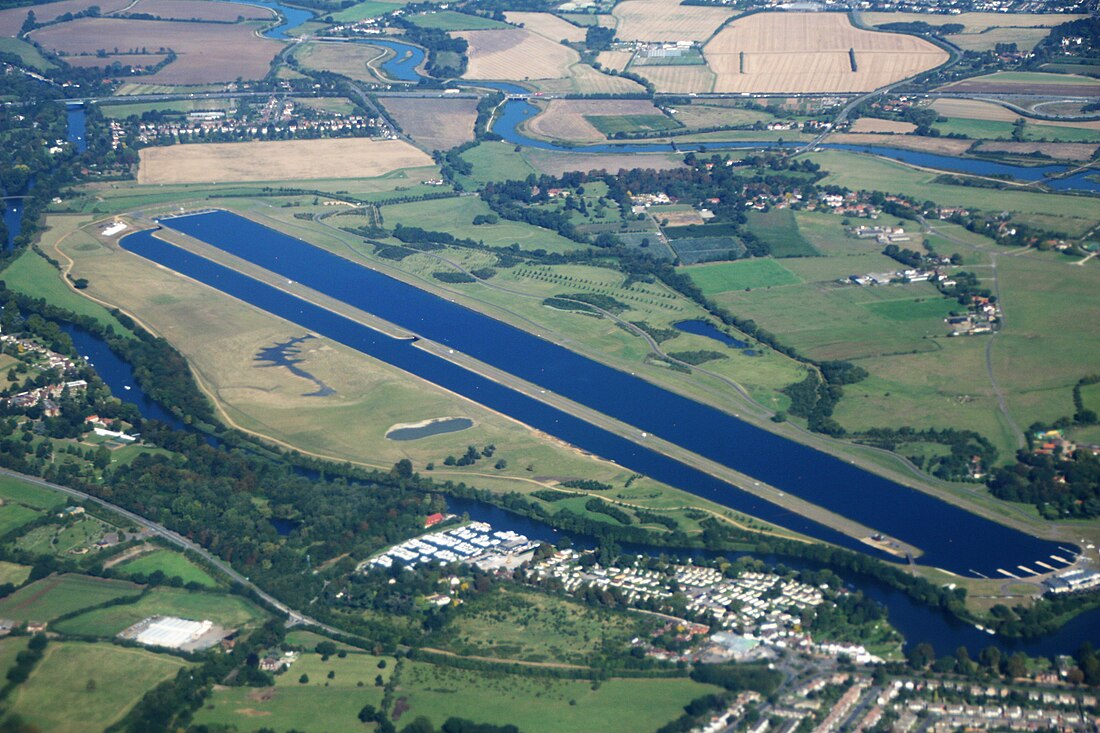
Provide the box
[686,258,801,294]
[0,37,56,72]
[934,117,1100,143]
[0,475,65,511]
[98,98,229,119]
[395,662,723,733]
[585,114,681,136]
[3,238,132,334]
[0,574,142,623]
[810,150,1100,237]
[431,587,659,664]
[381,196,582,253]
[55,586,266,636]
[0,504,41,537]
[457,142,538,186]
[1081,383,1100,414]
[0,636,28,678]
[864,298,956,322]
[113,549,218,588]
[328,0,398,22]
[746,209,819,258]
[194,649,394,730]
[408,10,509,29]
[0,561,31,587]
[4,641,190,733]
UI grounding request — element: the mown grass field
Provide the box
[0,37,56,71]
[686,258,801,294]
[409,10,509,29]
[0,476,65,510]
[55,586,266,636]
[585,114,680,136]
[328,0,398,22]
[395,662,723,733]
[113,549,219,588]
[4,641,190,733]
[933,117,1100,143]
[432,587,658,664]
[2,241,131,335]
[380,196,582,253]
[0,504,41,537]
[0,561,31,586]
[0,574,142,623]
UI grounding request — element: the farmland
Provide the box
[687,259,802,295]
[631,63,716,93]
[113,549,219,588]
[0,473,66,510]
[0,574,142,623]
[745,208,819,258]
[55,586,266,636]
[410,10,509,30]
[380,97,478,151]
[294,41,391,84]
[938,71,1100,96]
[703,12,948,93]
[121,0,274,22]
[394,662,723,733]
[29,17,281,84]
[504,11,586,42]
[137,138,434,184]
[613,0,734,42]
[526,99,671,143]
[457,28,578,80]
[327,0,398,22]
[0,37,56,71]
[0,0,131,36]
[4,642,191,733]
[850,118,918,134]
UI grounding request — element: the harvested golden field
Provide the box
[634,64,715,93]
[950,27,1053,52]
[526,149,686,176]
[613,0,734,42]
[703,13,947,93]
[380,97,478,151]
[123,0,273,21]
[526,99,667,143]
[564,63,645,94]
[849,118,917,133]
[861,11,1087,32]
[63,53,170,68]
[504,12,586,42]
[137,139,434,184]
[829,133,972,156]
[938,72,1100,96]
[295,41,389,84]
[976,141,1100,160]
[0,0,131,36]
[596,50,633,71]
[30,17,280,83]
[457,28,578,80]
[932,98,1100,130]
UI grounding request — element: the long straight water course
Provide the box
[121,212,1070,577]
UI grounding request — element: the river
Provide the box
[119,211,1075,581]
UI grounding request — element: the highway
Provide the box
[0,467,351,637]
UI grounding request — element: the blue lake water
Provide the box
[387,417,475,441]
[120,211,1073,578]
[674,319,750,349]
[362,39,427,83]
[222,0,313,39]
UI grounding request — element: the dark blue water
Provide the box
[363,39,427,83]
[120,212,1071,578]
[674,319,750,349]
[269,517,301,536]
[1,198,21,251]
[387,418,474,441]
[490,98,1099,192]
[61,324,188,430]
[65,104,86,152]
[448,496,1100,657]
[223,0,313,39]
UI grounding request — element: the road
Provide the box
[0,467,353,637]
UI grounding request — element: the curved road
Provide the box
[0,467,351,637]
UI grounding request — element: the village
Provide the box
[1,332,88,416]
[107,95,393,150]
